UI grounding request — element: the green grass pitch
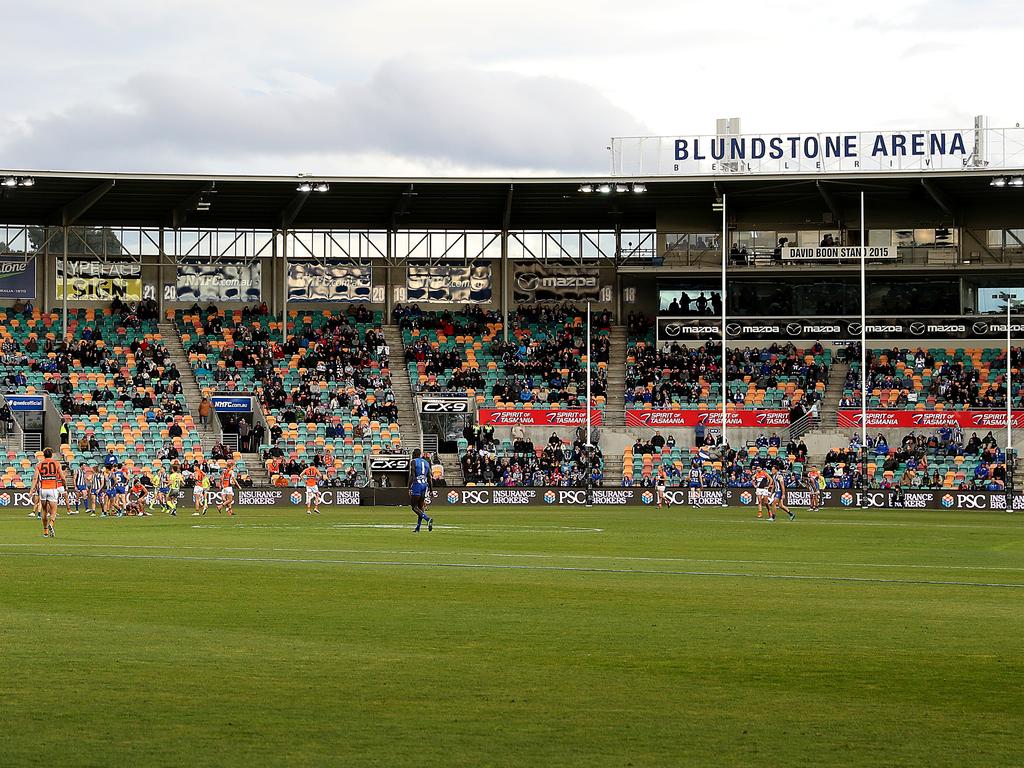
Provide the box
[2,505,1023,767]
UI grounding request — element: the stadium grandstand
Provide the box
[2,122,1024,507]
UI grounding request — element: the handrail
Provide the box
[788,411,819,441]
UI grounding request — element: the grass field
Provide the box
[2,504,1023,767]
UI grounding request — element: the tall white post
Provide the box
[720,194,728,456]
[860,192,868,491]
[1007,292,1012,459]
[586,300,593,507]
[586,301,592,448]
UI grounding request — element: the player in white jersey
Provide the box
[769,466,796,521]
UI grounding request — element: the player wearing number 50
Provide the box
[33,447,65,538]
[409,448,434,533]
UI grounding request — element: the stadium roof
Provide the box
[0,168,1017,231]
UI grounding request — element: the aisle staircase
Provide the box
[602,325,627,428]
[816,360,849,429]
[159,319,267,482]
[601,453,623,486]
[159,320,217,450]
[382,325,420,450]
[593,325,628,485]
[438,453,465,485]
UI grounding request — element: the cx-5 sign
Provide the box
[367,455,411,472]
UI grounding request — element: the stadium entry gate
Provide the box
[3,394,46,451]
[417,394,472,454]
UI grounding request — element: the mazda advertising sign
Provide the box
[656,317,722,343]
[512,265,600,303]
[709,316,1024,340]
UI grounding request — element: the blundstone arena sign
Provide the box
[611,126,1024,175]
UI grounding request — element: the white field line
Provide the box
[2,514,1023,532]
[2,549,1023,589]
[1,541,1023,574]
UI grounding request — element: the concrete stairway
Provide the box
[602,325,627,428]
[159,320,218,449]
[1011,454,1024,493]
[159,319,269,479]
[382,325,421,450]
[790,359,852,459]
[438,452,465,485]
[817,360,849,429]
[601,452,624,486]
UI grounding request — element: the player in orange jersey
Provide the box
[217,461,240,516]
[300,465,323,515]
[752,467,773,519]
[192,465,209,516]
[804,466,824,513]
[655,466,670,509]
[32,447,65,538]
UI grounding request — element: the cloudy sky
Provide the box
[0,0,1019,176]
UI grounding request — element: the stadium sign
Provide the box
[4,394,45,411]
[0,485,1016,510]
[176,263,261,303]
[211,395,253,413]
[287,264,372,302]
[837,410,1024,429]
[56,260,141,301]
[419,396,469,415]
[625,410,789,428]
[782,246,895,261]
[513,265,601,303]
[656,317,721,343]
[477,408,603,427]
[690,316,1024,341]
[407,265,492,303]
[0,257,36,299]
[610,126,1024,176]
[429,487,1018,509]
[367,455,411,472]
[236,488,363,506]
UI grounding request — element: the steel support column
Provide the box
[281,229,288,345]
[157,227,166,318]
[62,225,68,336]
[613,221,623,320]
[384,229,394,319]
[502,185,513,341]
[270,233,278,317]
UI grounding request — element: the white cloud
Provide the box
[0,59,646,174]
[0,0,1020,175]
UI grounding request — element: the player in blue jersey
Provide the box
[102,465,117,516]
[687,459,703,509]
[408,448,434,533]
[112,464,128,516]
